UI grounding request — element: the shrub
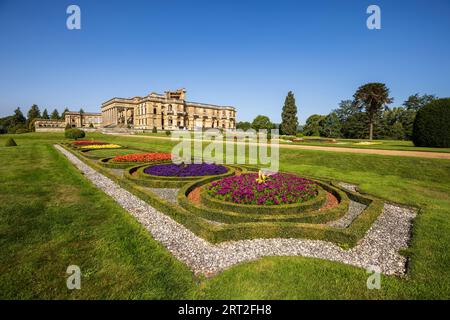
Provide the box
[89,123,94,128]
[65,128,85,140]
[152,126,157,133]
[412,98,450,147]
[7,124,27,134]
[5,138,17,146]
[15,128,30,134]
[65,123,72,130]
[165,130,171,136]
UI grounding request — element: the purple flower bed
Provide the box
[143,163,228,177]
[207,173,318,205]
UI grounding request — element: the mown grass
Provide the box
[1,132,449,299]
[281,136,450,153]
[0,138,196,299]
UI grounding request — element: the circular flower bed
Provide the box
[80,144,121,150]
[207,173,318,205]
[144,163,227,177]
[73,140,107,146]
[112,152,172,163]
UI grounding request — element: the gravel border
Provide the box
[55,145,417,277]
[147,188,179,204]
[326,200,367,228]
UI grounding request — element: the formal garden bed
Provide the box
[55,142,416,276]
[98,152,173,168]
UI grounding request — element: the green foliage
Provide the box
[236,121,251,130]
[89,123,94,128]
[404,93,436,111]
[413,98,450,147]
[353,83,393,140]
[319,112,341,138]
[165,130,171,136]
[65,123,72,130]
[50,109,60,120]
[27,104,41,121]
[65,128,85,140]
[152,126,157,133]
[5,138,17,146]
[303,114,325,136]
[7,123,28,134]
[280,91,298,135]
[13,107,26,124]
[251,115,274,131]
[15,128,31,134]
[42,109,49,119]
[61,107,69,120]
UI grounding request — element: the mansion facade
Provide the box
[35,88,236,132]
[101,88,236,130]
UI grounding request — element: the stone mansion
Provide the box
[35,89,237,131]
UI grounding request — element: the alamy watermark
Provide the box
[66,5,81,30]
[367,5,381,30]
[66,265,81,290]
[366,265,381,290]
[171,129,280,173]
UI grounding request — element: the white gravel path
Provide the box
[55,145,417,277]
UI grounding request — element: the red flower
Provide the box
[112,153,172,163]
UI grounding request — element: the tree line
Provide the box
[237,83,436,141]
[0,105,79,133]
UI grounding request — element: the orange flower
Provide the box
[112,153,172,162]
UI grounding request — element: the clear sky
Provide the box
[0,0,449,123]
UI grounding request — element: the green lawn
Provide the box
[1,132,449,299]
[280,136,450,153]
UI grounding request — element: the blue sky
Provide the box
[0,0,449,123]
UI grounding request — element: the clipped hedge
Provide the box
[65,128,85,140]
[200,183,327,215]
[5,138,17,147]
[59,144,386,248]
[124,164,235,188]
[412,98,450,147]
[98,157,172,169]
[178,178,350,224]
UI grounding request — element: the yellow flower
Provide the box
[80,144,121,149]
[255,170,268,184]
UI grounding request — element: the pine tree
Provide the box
[26,104,41,130]
[280,91,298,135]
[61,107,69,120]
[50,109,60,120]
[27,104,41,120]
[13,107,26,125]
[42,108,49,119]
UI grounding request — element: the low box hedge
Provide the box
[178,179,350,224]
[199,181,327,215]
[123,164,236,188]
[98,157,172,169]
[59,144,385,248]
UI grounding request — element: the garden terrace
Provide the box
[60,142,386,248]
[54,143,415,277]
